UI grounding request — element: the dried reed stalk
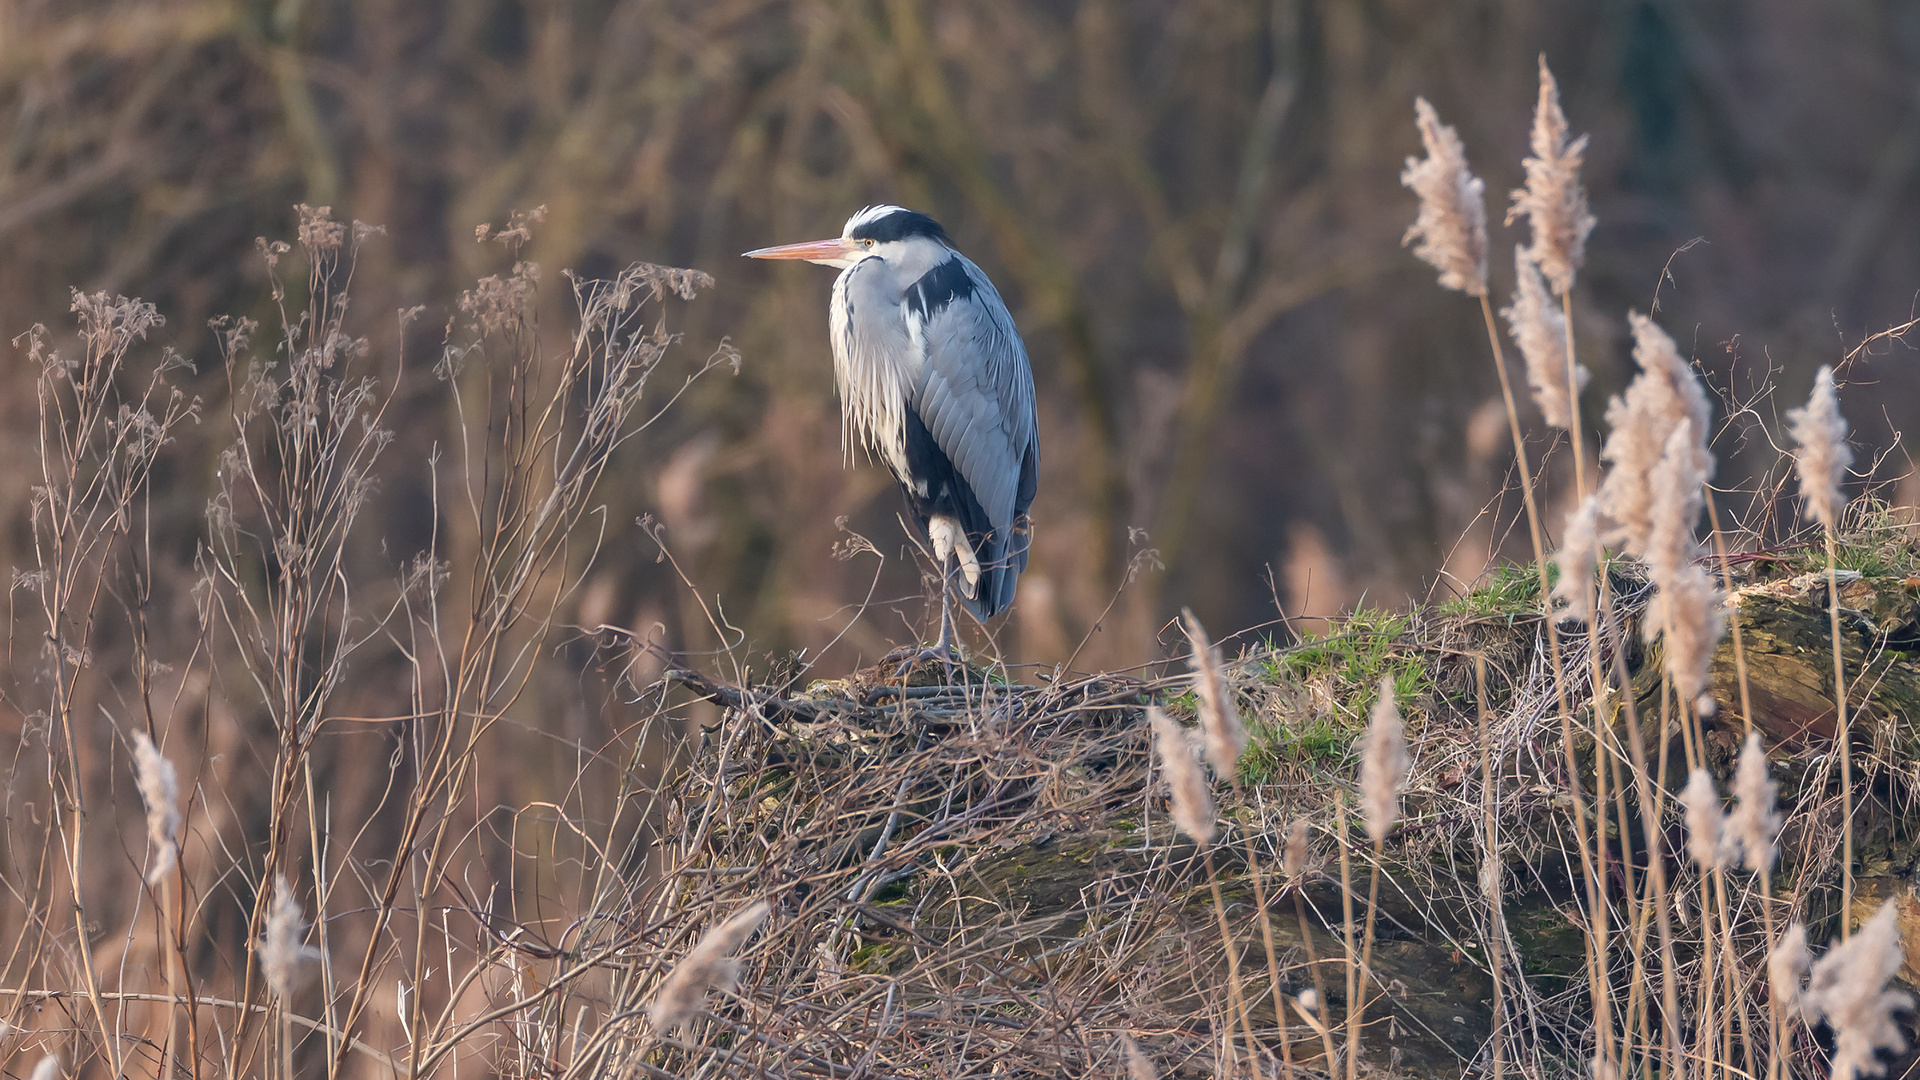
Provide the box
[1787,365,1858,935]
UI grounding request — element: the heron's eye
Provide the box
[862,238,875,249]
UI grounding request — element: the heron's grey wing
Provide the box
[911,256,1039,614]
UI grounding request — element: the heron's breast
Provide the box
[829,261,921,481]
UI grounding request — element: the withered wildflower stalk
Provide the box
[1787,364,1856,932]
[1404,89,1606,1065]
[23,286,195,1077]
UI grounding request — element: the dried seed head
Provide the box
[1122,1035,1158,1080]
[132,731,180,886]
[27,1056,59,1080]
[649,899,772,1033]
[1679,768,1729,869]
[1805,900,1914,1080]
[1728,732,1782,875]
[1786,365,1853,531]
[1181,609,1247,776]
[1401,98,1489,297]
[1149,707,1216,848]
[1643,418,1713,586]
[1644,561,1724,709]
[1503,247,1587,428]
[1551,495,1602,625]
[1598,312,1713,558]
[1359,678,1410,844]
[1770,923,1811,1021]
[1507,56,1595,295]
[1284,817,1311,879]
[259,874,321,1001]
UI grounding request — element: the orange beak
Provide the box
[742,237,860,264]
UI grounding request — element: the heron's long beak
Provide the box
[742,237,859,264]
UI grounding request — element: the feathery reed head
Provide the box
[1402,98,1489,297]
[1284,817,1311,879]
[1679,767,1728,869]
[1122,1035,1158,1080]
[1507,55,1595,295]
[1598,311,1712,557]
[649,898,772,1033]
[1359,677,1410,844]
[1550,494,1601,625]
[27,1056,59,1080]
[1646,562,1725,710]
[1643,417,1712,585]
[1729,731,1782,875]
[131,730,180,886]
[1181,609,1247,776]
[1804,900,1914,1079]
[260,873,320,1001]
[1770,922,1811,1021]
[1148,706,1216,848]
[1503,247,1588,428]
[1787,364,1853,531]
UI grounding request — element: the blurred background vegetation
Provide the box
[5,0,1920,676]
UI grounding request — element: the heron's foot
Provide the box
[884,643,961,683]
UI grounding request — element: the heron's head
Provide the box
[744,206,953,270]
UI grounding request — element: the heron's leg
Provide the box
[890,551,960,680]
[933,554,955,656]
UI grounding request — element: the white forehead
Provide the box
[842,204,910,236]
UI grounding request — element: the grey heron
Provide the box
[746,205,1038,662]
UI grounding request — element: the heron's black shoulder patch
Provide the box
[905,258,977,323]
[848,208,952,246]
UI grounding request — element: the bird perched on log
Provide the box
[746,206,1038,662]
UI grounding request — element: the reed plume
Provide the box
[259,874,319,1001]
[649,899,772,1033]
[1401,98,1489,297]
[1637,418,1725,705]
[26,1056,58,1080]
[1504,248,1587,428]
[1769,922,1811,1020]
[1728,732,1781,875]
[1181,610,1247,775]
[1597,312,1713,557]
[131,731,180,886]
[1122,1035,1158,1080]
[1804,900,1914,1079]
[1284,817,1311,879]
[1787,364,1852,530]
[1551,495,1601,625]
[1679,767,1729,869]
[1359,678,1409,845]
[1148,707,1216,847]
[1507,55,1595,295]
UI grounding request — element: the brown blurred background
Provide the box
[5,0,1920,676]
